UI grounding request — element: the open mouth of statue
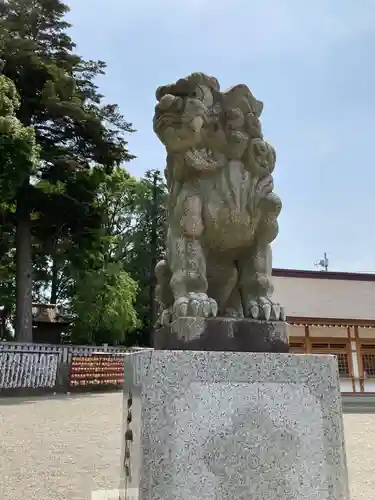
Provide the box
[155,114,181,130]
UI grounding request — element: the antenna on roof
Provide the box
[314,252,329,272]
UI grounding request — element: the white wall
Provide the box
[340,379,353,393]
[272,275,375,320]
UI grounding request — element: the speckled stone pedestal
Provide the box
[119,350,350,500]
[153,317,289,352]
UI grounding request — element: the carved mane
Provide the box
[155,74,269,216]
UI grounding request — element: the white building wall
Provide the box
[340,379,353,393]
[272,275,375,320]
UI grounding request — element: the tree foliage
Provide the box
[0,1,169,346]
[97,166,138,262]
[71,263,139,345]
[0,73,39,203]
[70,167,168,346]
[0,0,135,341]
[123,170,167,345]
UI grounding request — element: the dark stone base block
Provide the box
[153,317,289,353]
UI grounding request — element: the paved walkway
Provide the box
[0,393,374,500]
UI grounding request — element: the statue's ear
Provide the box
[223,84,263,117]
[155,79,193,102]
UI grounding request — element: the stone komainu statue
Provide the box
[153,73,284,326]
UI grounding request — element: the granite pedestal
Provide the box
[120,350,350,500]
[153,317,289,352]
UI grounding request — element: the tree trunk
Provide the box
[0,307,8,340]
[50,257,58,304]
[0,318,4,339]
[149,171,158,330]
[15,193,33,342]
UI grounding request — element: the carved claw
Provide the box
[195,293,211,318]
[189,299,200,316]
[171,293,217,320]
[180,303,188,316]
[161,309,172,326]
[173,297,189,318]
[245,298,285,321]
[271,304,280,320]
[250,304,260,319]
[280,307,286,321]
[262,303,271,321]
[209,298,218,317]
[202,301,211,318]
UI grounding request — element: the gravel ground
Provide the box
[0,392,374,500]
[345,414,375,500]
[0,393,123,500]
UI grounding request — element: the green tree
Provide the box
[0,220,15,339]
[71,263,139,345]
[97,166,138,262]
[0,73,39,203]
[0,71,39,340]
[0,0,134,341]
[32,165,110,304]
[66,166,140,346]
[77,167,167,346]
[124,170,167,345]
[29,166,141,344]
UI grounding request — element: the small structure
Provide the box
[31,303,71,344]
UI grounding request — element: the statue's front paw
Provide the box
[173,293,218,320]
[158,308,172,326]
[245,297,285,321]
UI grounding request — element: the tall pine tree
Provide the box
[0,69,39,339]
[0,0,134,341]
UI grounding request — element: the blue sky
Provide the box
[67,0,375,272]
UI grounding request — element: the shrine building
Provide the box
[273,268,375,394]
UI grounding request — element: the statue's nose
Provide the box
[158,94,183,112]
